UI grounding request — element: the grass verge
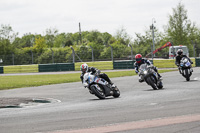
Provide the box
[2,58,196,74]
[0,69,175,90]
[4,65,38,74]
[75,61,113,71]
[153,58,196,68]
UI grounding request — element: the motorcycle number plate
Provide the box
[186,62,190,66]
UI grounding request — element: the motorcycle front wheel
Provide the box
[146,76,157,90]
[157,80,163,89]
[91,85,106,99]
[113,87,120,98]
[185,69,190,81]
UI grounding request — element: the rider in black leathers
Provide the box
[175,49,193,73]
[134,54,161,82]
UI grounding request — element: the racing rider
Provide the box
[80,63,115,87]
[134,54,162,82]
[175,49,193,73]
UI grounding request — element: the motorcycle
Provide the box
[139,64,163,90]
[83,72,120,99]
[179,57,193,81]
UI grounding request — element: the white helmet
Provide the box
[80,63,88,73]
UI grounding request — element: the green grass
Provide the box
[0,69,175,90]
[153,59,177,68]
[4,65,38,74]
[153,58,196,68]
[2,58,196,74]
[75,61,113,71]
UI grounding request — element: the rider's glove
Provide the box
[95,70,101,76]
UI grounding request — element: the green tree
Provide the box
[165,2,197,46]
[114,27,132,45]
[102,32,112,45]
[0,24,18,41]
[0,24,18,55]
[12,34,35,48]
[33,37,47,53]
[54,33,68,47]
[45,28,58,48]
[0,39,14,55]
[133,29,166,57]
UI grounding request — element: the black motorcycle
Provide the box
[179,57,193,81]
[139,64,163,90]
[83,72,120,99]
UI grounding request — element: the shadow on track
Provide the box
[89,97,121,101]
[183,80,199,82]
[143,88,165,91]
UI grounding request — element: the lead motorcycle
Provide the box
[179,57,193,81]
[139,64,163,90]
[83,72,120,99]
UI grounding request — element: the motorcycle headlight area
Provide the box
[88,75,95,83]
[140,68,147,75]
[183,58,188,63]
[144,70,148,75]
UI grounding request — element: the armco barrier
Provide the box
[57,63,75,71]
[113,60,135,69]
[0,66,3,74]
[195,58,200,67]
[39,63,75,72]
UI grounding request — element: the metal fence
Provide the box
[0,44,200,66]
[0,51,73,66]
[70,45,134,63]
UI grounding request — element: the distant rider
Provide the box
[134,54,161,82]
[175,49,193,73]
[80,63,115,87]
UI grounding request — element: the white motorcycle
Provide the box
[83,72,120,99]
[179,57,193,81]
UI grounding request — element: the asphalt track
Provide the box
[0,67,200,133]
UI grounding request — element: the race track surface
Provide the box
[0,68,200,133]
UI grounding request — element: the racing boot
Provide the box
[109,81,116,88]
[157,73,162,79]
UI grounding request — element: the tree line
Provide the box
[0,2,200,65]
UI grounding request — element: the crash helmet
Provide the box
[80,63,88,73]
[177,49,183,56]
[135,54,142,63]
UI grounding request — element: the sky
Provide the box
[0,0,200,40]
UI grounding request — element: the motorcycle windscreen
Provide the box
[139,64,147,72]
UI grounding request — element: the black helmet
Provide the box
[177,49,183,56]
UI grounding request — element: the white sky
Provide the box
[0,0,199,39]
